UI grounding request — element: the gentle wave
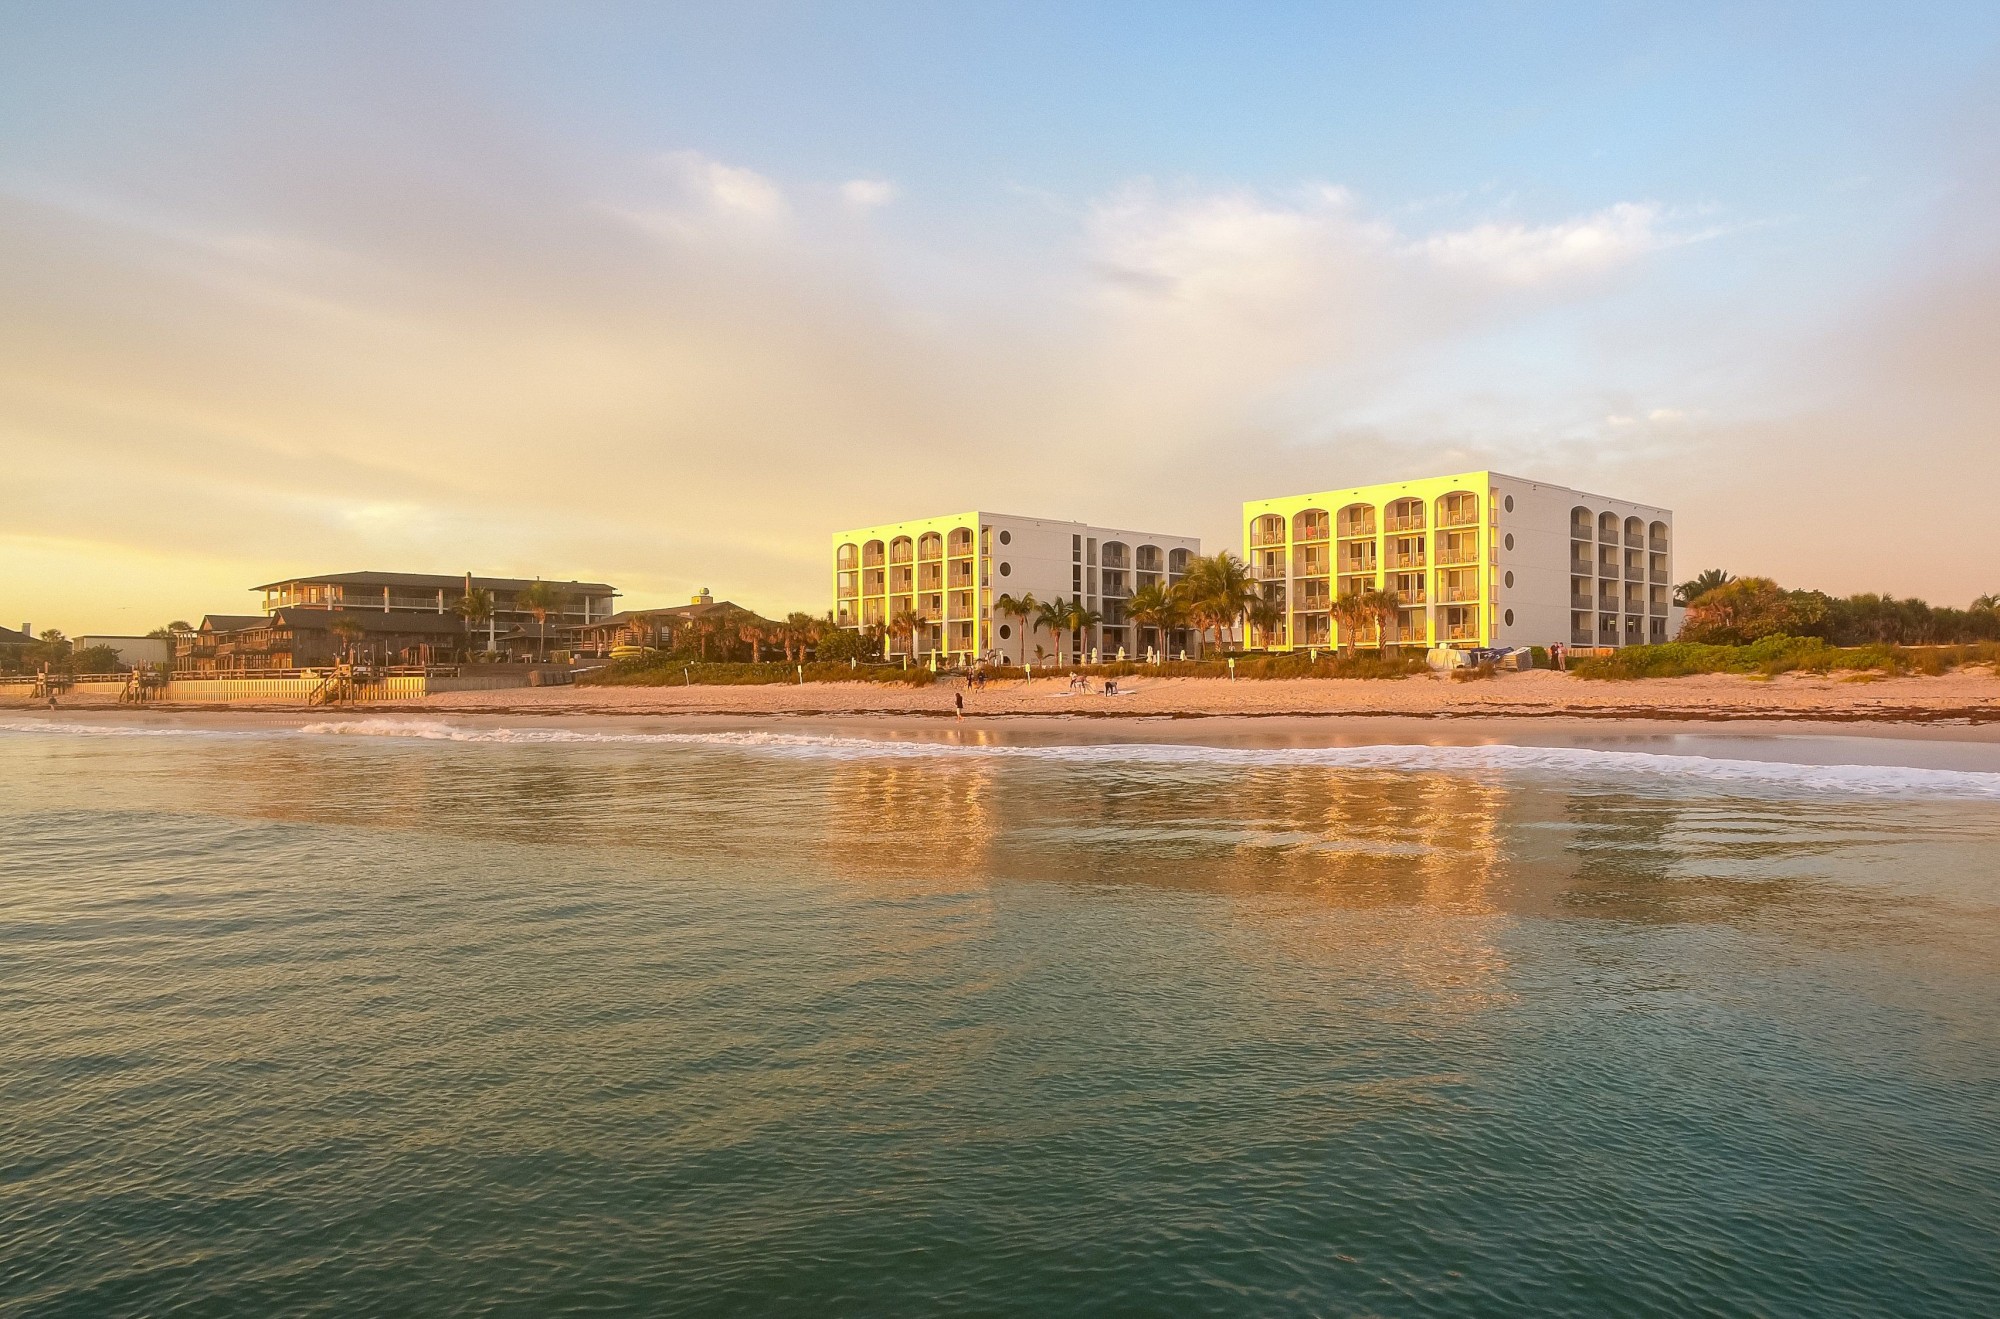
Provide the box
[9,715,2000,801]
[294,719,2000,801]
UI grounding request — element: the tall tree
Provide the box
[454,589,495,657]
[514,581,566,661]
[1675,569,1736,608]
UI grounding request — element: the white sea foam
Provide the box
[287,717,2000,802]
[9,716,2000,802]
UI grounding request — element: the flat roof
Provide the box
[253,570,618,593]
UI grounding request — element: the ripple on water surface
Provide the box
[1,719,1998,1316]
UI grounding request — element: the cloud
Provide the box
[1413,202,1672,285]
[839,178,898,210]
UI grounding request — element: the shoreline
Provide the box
[10,669,1997,728]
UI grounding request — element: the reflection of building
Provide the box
[1242,471,1676,651]
[832,513,1201,664]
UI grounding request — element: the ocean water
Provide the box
[3,714,1998,1317]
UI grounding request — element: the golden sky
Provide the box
[4,6,1997,634]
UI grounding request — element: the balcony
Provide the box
[1445,624,1481,641]
[1572,629,1594,645]
[1438,507,1480,529]
[1436,547,1480,567]
[1651,536,1669,553]
[1249,525,1287,548]
[1572,594,1595,611]
[1625,531,1644,548]
[1650,601,1668,616]
[1650,568,1668,584]
[1385,514,1425,533]
[1439,585,1479,604]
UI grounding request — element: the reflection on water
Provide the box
[3,719,2000,1317]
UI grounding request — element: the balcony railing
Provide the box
[1572,594,1595,611]
[1650,601,1668,616]
[1438,508,1480,529]
[1385,515,1425,533]
[1650,568,1668,584]
[1249,526,1287,547]
[1445,624,1481,641]
[1337,523,1377,540]
[1439,586,1479,603]
[1436,548,1480,567]
[1650,537,1669,553]
[1626,532,1644,548]
[1573,629,1594,645]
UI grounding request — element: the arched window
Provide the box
[1386,497,1425,532]
[1335,503,1373,538]
[890,536,914,564]
[1294,508,1331,541]
[917,532,943,560]
[947,527,974,554]
[1649,520,1669,549]
[1168,548,1192,577]
[1251,514,1286,547]
[1101,540,1128,568]
[863,540,886,567]
[837,543,858,568]
[1437,491,1479,528]
[1136,544,1163,571]
[1571,506,1594,537]
[1624,516,1644,546]
[1599,511,1619,541]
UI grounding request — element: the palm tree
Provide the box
[1062,598,1103,661]
[1974,593,2000,612]
[329,615,366,664]
[454,588,495,657]
[1329,591,1370,656]
[993,592,1039,664]
[780,612,817,663]
[513,580,566,661]
[1125,583,1172,657]
[1358,587,1402,655]
[1180,553,1257,654]
[887,608,922,661]
[1246,594,1285,649]
[146,620,195,639]
[1033,597,1071,664]
[1675,569,1736,608]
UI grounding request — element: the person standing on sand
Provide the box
[954,691,964,720]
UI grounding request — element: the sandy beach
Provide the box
[14,667,1998,724]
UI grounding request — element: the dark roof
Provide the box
[0,624,32,645]
[580,601,776,629]
[199,615,269,634]
[251,570,618,594]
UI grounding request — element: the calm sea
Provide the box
[4,714,1999,1318]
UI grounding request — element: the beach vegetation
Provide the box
[1575,635,2000,680]
[1675,569,1737,607]
[579,659,935,687]
[514,580,565,661]
[1675,575,2000,646]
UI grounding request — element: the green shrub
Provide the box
[1573,637,2000,680]
[579,660,933,687]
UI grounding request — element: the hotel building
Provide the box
[1241,472,1675,651]
[832,513,1201,664]
[254,571,619,652]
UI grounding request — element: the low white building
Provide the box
[832,512,1202,664]
[75,635,174,668]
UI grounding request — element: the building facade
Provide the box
[832,512,1201,664]
[1241,471,1675,652]
[253,571,618,653]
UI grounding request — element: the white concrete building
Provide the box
[832,511,1202,664]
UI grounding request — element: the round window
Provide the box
[1504,571,1515,588]
[1504,533,1515,550]
[999,562,1011,576]
[998,530,1011,545]
[1504,609,1515,626]
[998,624,1012,640]
[1505,495,1515,512]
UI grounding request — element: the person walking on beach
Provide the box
[954,691,964,720]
